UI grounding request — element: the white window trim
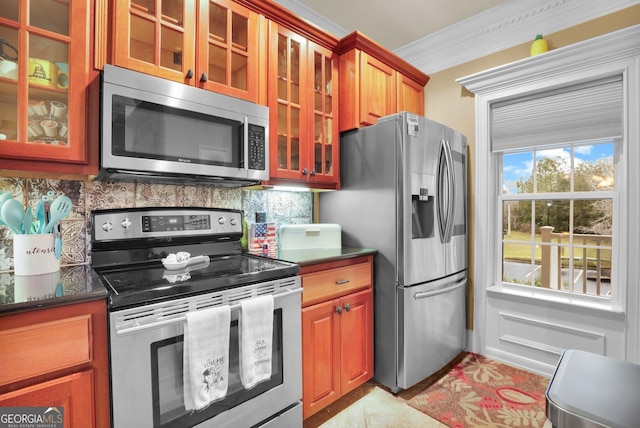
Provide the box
[457,25,640,362]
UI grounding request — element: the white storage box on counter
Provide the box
[278,224,341,261]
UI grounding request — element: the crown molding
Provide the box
[457,24,640,95]
[270,0,350,39]
[396,0,640,75]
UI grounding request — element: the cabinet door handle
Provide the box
[310,169,316,176]
[335,279,350,285]
[344,303,351,312]
[302,168,308,176]
[335,306,342,315]
[200,72,207,82]
[186,69,194,79]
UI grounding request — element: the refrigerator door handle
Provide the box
[413,278,466,300]
[443,139,456,243]
[437,140,448,241]
[438,139,456,243]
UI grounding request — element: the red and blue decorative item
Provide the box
[249,223,277,258]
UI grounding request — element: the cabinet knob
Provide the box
[310,170,316,176]
[335,306,342,315]
[302,168,308,176]
[200,72,207,82]
[344,303,351,312]
[186,69,194,79]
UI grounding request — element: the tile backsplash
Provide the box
[0,177,313,272]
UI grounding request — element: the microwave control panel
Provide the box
[247,124,266,171]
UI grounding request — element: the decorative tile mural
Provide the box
[0,177,313,272]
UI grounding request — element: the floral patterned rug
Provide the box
[407,353,550,428]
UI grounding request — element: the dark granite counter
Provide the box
[0,247,377,315]
[277,246,377,266]
[0,265,108,315]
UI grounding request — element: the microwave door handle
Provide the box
[243,116,249,170]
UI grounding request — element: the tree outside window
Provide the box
[501,142,614,297]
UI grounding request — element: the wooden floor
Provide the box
[303,352,466,428]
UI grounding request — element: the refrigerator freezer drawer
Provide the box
[397,271,467,389]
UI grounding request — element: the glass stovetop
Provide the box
[96,253,299,309]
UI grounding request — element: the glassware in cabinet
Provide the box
[0,0,94,168]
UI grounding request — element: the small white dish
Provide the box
[161,254,209,271]
[162,260,189,270]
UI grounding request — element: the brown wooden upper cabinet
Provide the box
[108,0,264,103]
[267,22,339,188]
[337,31,430,132]
[0,0,98,176]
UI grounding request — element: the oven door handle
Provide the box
[115,287,303,336]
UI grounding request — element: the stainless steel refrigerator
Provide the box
[320,112,467,393]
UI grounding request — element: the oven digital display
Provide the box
[142,215,211,232]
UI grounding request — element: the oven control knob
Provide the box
[230,218,237,226]
[102,221,113,232]
[218,217,225,225]
[120,218,132,229]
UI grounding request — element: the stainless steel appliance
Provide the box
[546,350,640,428]
[90,208,302,427]
[320,112,467,392]
[99,65,269,187]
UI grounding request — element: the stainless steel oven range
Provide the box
[90,207,302,428]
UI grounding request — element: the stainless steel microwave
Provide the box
[99,65,269,187]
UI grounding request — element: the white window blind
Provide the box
[491,75,623,152]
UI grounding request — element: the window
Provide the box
[457,24,639,368]
[488,75,622,299]
[500,141,615,297]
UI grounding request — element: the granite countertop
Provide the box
[0,265,108,315]
[277,246,377,266]
[0,247,377,315]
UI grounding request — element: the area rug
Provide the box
[320,386,446,428]
[407,353,550,428]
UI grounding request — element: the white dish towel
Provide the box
[240,295,274,389]
[183,305,231,411]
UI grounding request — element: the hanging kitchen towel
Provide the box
[183,305,231,411]
[239,295,274,389]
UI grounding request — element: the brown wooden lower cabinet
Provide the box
[0,370,94,426]
[301,255,374,419]
[0,299,110,428]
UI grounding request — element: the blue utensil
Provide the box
[1,198,25,234]
[54,228,62,259]
[35,199,47,233]
[0,193,10,228]
[42,196,72,234]
[22,207,33,234]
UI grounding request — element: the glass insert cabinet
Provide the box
[269,23,339,187]
[111,0,262,103]
[0,0,95,169]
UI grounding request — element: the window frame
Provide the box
[498,141,619,300]
[457,25,640,362]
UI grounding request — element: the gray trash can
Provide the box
[546,349,640,428]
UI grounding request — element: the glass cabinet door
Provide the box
[269,26,307,181]
[310,42,338,183]
[0,0,92,165]
[198,0,259,102]
[113,0,196,83]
